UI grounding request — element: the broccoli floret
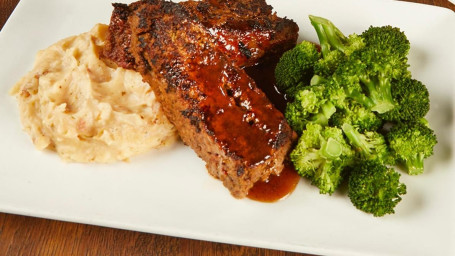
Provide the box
[274,41,320,95]
[348,160,407,217]
[309,15,365,76]
[380,77,430,122]
[285,79,346,133]
[332,57,375,109]
[277,15,435,216]
[291,123,354,194]
[332,26,411,114]
[309,15,364,57]
[330,99,383,132]
[358,26,411,112]
[361,25,410,62]
[333,53,391,113]
[360,25,410,83]
[310,75,347,108]
[313,50,344,77]
[283,81,308,99]
[319,76,347,108]
[285,86,336,133]
[341,123,393,165]
[386,121,437,175]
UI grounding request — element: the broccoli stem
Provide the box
[359,74,395,113]
[341,123,371,155]
[311,101,336,126]
[315,162,339,194]
[344,87,375,110]
[309,17,331,57]
[326,25,349,53]
[309,15,348,57]
[321,138,343,159]
[406,153,425,175]
[310,75,326,86]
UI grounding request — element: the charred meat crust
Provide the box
[103,0,299,70]
[104,0,297,198]
[103,3,136,69]
[180,0,299,67]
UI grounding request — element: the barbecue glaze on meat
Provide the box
[104,0,299,69]
[180,0,299,67]
[103,0,298,198]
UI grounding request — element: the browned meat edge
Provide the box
[104,0,297,198]
[103,0,299,70]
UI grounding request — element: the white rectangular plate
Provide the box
[0,0,454,255]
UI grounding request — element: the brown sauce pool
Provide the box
[244,58,301,202]
[247,162,300,202]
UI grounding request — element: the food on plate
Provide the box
[6,0,440,208]
[276,15,437,215]
[386,121,437,175]
[291,123,354,195]
[274,40,320,96]
[104,0,299,70]
[379,77,430,122]
[10,24,177,163]
[103,0,299,198]
[348,160,407,217]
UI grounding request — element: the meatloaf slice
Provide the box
[103,3,135,70]
[104,0,296,198]
[103,0,298,70]
[180,0,299,67]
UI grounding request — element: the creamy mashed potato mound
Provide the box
[10,24,177,163]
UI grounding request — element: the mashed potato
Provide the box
[10,24,177,163]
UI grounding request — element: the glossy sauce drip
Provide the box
[245,58,301,202]
[190,49,288,165]
[208,27,271,68]
[247,162,300,202]
[244,57,288,113]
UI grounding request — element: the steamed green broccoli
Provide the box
[380,77,430,122]
[309,15,365,77]
[333,26,411,114]
[285,87,329,133]
[285,80,345,133]
[275,15,436,217]
[386,121,437,175]
[333,57,375,109]
[290,123,354,194]
[330,99,383,132]
[341,123,393,165]
[274,41,320,95]
[313,51,344,77]
[309,75,347,108]
[361,25,410,66]
[285,87,336,133]
[348,160,407,217]
[282,82,308,99]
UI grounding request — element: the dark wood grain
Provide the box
[0,0,19,30]
[0,213,301,256]
[0,0,453,255]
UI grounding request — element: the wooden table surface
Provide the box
[1,0,454,255]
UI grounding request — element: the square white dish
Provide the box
[0,0,454,255]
